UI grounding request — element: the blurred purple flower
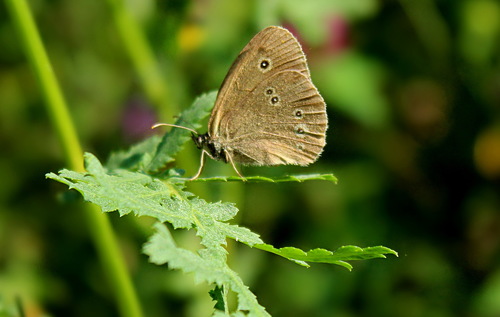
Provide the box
[325,16,350,54]
[283,16,351,58]
[121,97,158,143]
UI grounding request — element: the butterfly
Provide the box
[154,26,328,180]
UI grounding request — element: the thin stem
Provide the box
[104,0,176,119]
[5,1,144,317]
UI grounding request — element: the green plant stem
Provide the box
[104,0,175,118]
[6,2,83,171]
[5,1,144,317]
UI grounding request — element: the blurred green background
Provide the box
[1,0,500,316]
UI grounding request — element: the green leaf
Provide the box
[144,223,270,317]
[186,173,338,183]
[47,151,397,314]
[46,90,396,315]
[47,152,270,315]
[106,134,162,171]
[253,244,398,270]
[209,285,226,311]
[47,152,262,248]
[147,91,217,172]
[106,91,215,172]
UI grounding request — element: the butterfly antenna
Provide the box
[151,123,199,135]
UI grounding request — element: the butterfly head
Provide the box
[191,132,207,150]
[191,132,228,163]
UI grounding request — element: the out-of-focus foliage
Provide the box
[1,0,500,316]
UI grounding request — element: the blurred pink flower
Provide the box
[121,97,157,142]
[325,16,351,54]
[282,16,351,56]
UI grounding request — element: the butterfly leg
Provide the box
[189,150,208,181]
[227,153,247,181]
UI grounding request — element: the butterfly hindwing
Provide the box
[218,70,327,165]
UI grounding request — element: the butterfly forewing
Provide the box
[209,26,312,137]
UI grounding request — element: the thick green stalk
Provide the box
[5,1,144,317]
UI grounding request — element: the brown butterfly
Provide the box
[154,26,328,180]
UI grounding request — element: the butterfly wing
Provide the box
[217,70,327,165]
[208,26,327,166]
[209,26,311,136]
